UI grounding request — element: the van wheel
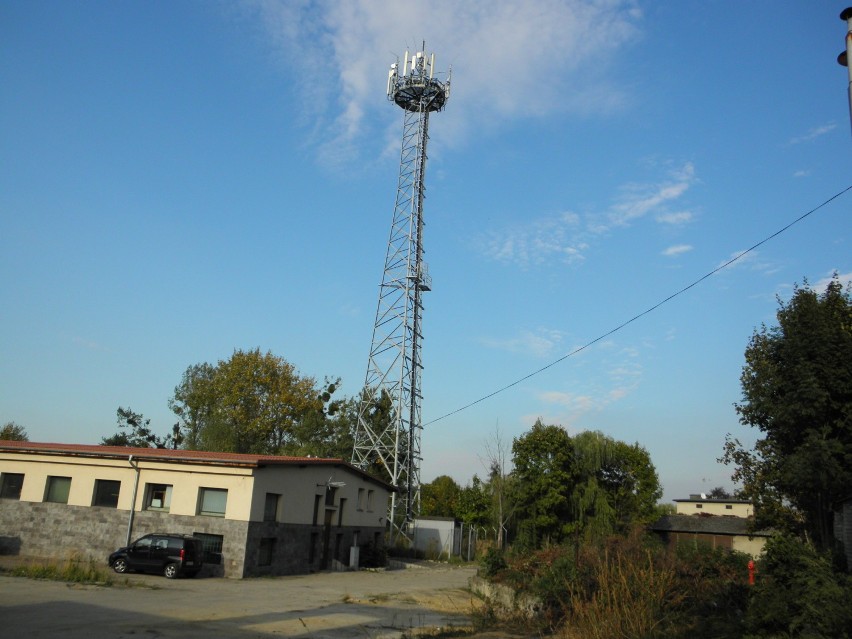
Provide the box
[112,558,129,574]
[164,563,179,579]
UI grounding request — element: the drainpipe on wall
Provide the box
[126,455,140,546]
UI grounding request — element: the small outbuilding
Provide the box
[412,517,463,559]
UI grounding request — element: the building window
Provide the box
[264,493,280,522]
[357,488,365,510]
[93,479,121,508]
[198,488,228,517]
[258,537,276,566]
[145,483,172,511]
[725,504,733,510]
[0,473,24,500]
[695,504,703,509]
[45,476,71,504]
[194,532,224,564]
[366,490,374,512]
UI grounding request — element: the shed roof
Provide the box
[650,514,772,537]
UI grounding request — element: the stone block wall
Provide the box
[0,500,251,578]
[0,499,384,578]
[0,500,129,563]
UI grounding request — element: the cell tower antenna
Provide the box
[352,44,451,541]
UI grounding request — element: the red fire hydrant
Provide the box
[747,559,756,586]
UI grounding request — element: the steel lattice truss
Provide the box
[353,48,449,539]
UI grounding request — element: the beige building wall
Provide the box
[2,449,391,528]
[1,453,257,520]
[675,500,752,517]
[732,535,767,556]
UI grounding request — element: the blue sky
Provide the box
[2,1,850,502]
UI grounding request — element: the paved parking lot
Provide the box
[0,563,479,638]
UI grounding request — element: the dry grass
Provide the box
[3,553,114,585]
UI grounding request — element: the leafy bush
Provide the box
[361,540,389,568]
[744,535,852,638]
[480,547,507,578]
[480,528,752,639]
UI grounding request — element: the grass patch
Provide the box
[3,554,114,586]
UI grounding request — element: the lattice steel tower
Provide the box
[352,45,450,538]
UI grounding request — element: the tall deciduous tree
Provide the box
[169,349,338,456]
[101,407,182,449]
[512,420,576,547]
[721,276,852,551]
[457,475,492,528]
[1,421,29,441]
[512,421,662,549]
[420,475,461,518]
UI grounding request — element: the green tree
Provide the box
[708,486,732,499]
[721,276,852,550]
[567,431,662,542]
[456,475,492,527]
[169,349,339,456]
[598,437,662,528]
[512,420,576,547]
[1,421,29,441]
[101,407,183,448]
[169,362,217,450]
[511,422,662,549]
[285,390,356,459]
[421,475,461,518]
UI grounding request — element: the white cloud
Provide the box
[478,211,587,267]
[813,271,852,291]
[793,169,810,178]
[715,249,776,274]
[656,211,694,225]
[481,328,565,358]
[479,162,697,268]
[788,123,837,145]
[244,0,643,161]
[662,244,693,257]
[606,163,696,228]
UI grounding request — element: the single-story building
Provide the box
[651,495,770,557]
[0,440,393,578]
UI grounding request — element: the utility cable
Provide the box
[423,183,852,427]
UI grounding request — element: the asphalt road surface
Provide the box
[0,563,480,638]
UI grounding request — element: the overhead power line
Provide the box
[424,183,852,427]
